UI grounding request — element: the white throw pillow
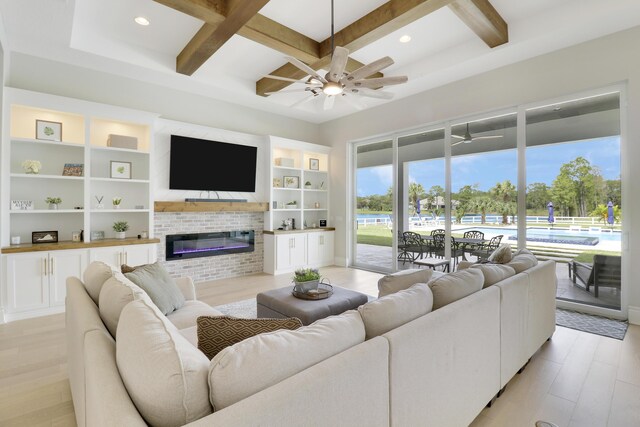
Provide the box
[116,299,212,426]
[507,249,539,273]
[488,244,513,264]
[209,310,365,411]
[83,261,117,305]
[378,268,433,297]
[98,272,151,337]
[470,263,516,288]
[359,283,433,339]
[428,268,484,309]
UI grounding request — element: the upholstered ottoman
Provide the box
[256,286,369,325]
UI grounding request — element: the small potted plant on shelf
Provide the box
[286,201,297,209]
[305,181,312,189]
[293,268,320,293]
[113,221,129,239]
[45,197,62,210]
[22,160,41,174]
[112,197,122,209]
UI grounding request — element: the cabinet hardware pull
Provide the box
[43,258,47,276]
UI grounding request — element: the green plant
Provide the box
[112,197,122,206]
[305,181,312,186]
[112,221,129,232]
[293,268,320,282]
[45,197,62,205]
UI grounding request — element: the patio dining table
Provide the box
[419,235,487,261]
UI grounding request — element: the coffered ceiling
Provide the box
[1,0,639,124]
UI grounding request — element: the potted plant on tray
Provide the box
[293,268,320,293]
[304,181,312,189]
[112,197,122,209]
[113,221,129,239]
[45,197,62,210]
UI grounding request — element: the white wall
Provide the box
[321,26,640,322]
[6,53,321,144]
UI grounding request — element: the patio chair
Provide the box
[462,230,485,259]
[399,231,426,264]
[471,235,503,261]
[429,234,463,268]
[397,231,412,265]
[572,254,621,298]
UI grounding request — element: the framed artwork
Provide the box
[32,231,58,244]
[36,120,62,141]
[309,158,319,171]
[319,220,327,227]
[110,161,132,179]
[62,163,84,177]
[90,231,105,240]
[284,176,299,189]
[273,178,282,188]
[10,200,34,210]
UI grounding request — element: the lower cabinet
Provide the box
[89,244,157,267]
[4,249,88,316]
[264,230,334,275]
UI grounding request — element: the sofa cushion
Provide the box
[428,268,484,309]
[470,264,517,288]
[358,283,433,340]
[98,272,152,337]
[209,310,365,411]
[166,300,224,330]
[378,268,434,297]
[197,316,303,360]
[507,249,539,273]
[83,261,117,305]
[488,244,513,264]
[124,262,185,315]
[116,299,212,427]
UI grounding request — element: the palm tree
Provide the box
[472,197,495,224]
[408,182,426,216]
[490,180,516,224]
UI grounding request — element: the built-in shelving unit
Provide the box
[1,88,158,247]
[266,136,330,231]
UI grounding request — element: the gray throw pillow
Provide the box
[124,262,185,315]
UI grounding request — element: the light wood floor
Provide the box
[0,266,638,427]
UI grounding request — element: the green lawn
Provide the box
[573,250,621,263]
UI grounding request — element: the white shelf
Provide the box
[10,173,84,181]
[91,145,149,154]
[273,165,299,171]
[273,187,302,191]
[10,209,84,214]
[303,208,327,211]
[303,169,328,174]
[273,208,301,212]
[90,177,150,184]
[303,189,327,192]
[11,137,84,149]
[90,209,150,213]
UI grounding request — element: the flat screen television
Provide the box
[170,135,257,192]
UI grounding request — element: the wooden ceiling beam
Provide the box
[175,0,271,75]
[448,0,508,48]
[153,0,227,24]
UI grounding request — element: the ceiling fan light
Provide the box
[323,81,343,96]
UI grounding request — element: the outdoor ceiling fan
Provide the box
[451,123,504,146]
[263,0,408,110]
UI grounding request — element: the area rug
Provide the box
[556,308,628,340]
[213,298,257,318]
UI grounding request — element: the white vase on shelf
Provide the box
[115,232,125,239]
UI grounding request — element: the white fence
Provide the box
[357,215,613,227]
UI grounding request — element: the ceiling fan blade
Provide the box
[290,94,318,108]
[327,46,349,82]
[451,140,465,146]
[286,57,327,83]
[341,56,394,83]
[323,95,336,110]
[265,88,317,95]
[348,87,394,100]
[341,93,365,110]
[263,75,322,85]
[345,76,408,89]
[451,135,465,139]
[472,135,504,140]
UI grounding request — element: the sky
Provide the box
[357,136,620,196]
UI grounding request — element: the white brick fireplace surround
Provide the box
[154,211,264,282]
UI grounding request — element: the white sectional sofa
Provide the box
[66,256,556,427]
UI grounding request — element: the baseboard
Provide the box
[334,257,348,267]
[628,306,640,325]
[3,306,64,323]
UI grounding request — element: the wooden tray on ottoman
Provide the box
[292,283,333,300]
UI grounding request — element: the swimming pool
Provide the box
[457,227,621,246]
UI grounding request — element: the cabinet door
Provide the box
[290,234,307,268]
[123,244,157,267]
[49,249,88,307]
[275,235,293,271]
[89,246,123,267]
[307,233,321,265]
[319,232,334,265]
[5,253,50,313]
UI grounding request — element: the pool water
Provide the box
[457,227,621,246]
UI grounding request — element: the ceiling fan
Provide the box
[263,0,408,110]
[451,123,504,146]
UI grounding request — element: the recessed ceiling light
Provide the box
[399,35,412,43]
[134,16,150,26]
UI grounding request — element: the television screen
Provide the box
[169,135,257,192]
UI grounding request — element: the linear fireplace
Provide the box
[166,230,255,261]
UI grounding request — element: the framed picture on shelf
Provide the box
[309,158,319,170]
[32,231,58,244]
[10,200,34,210]
[35,120,62,141]
[62,163,84,177]
[284,176,299,188]
[90,231,105,240]
[273,178,282,188]
[110,161,132,179]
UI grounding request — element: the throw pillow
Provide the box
[197,316,302,360]
[99,272,152,337]
[83,261,118,305]
[488,244,513,264]
[507,250,539,273]
[120,263,139,274]
[428,268,484,309]
[124,262,185,315]
[377,268,433,297]
[470,263,516,288]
